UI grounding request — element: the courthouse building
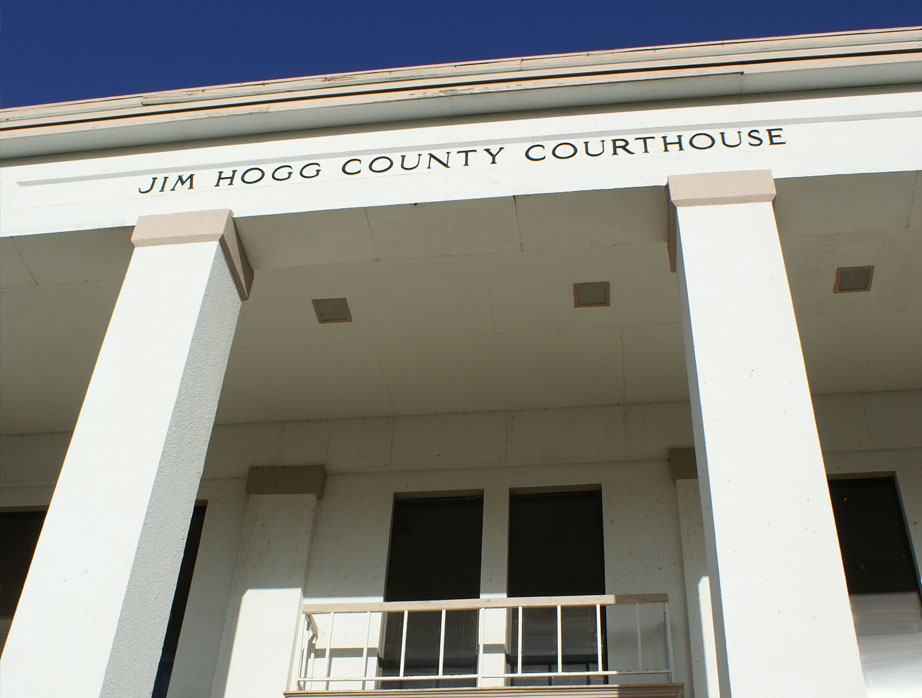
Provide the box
[2,26,922,698]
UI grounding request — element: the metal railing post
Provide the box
[517,606,524,676]
[634,603,643,672]
[399,610,409,678]
[556,605,563,674]
[361,610,372,689]
[438,609,447,677]
[477,607,485,686]
[664,603,674,682]
[595,603,603,672]
[324,611,336,690]
[292,612,307,691]
[305,615,317,689]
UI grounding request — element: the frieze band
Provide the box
[138,126,786,196]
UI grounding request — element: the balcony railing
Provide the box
[288,594,675,694]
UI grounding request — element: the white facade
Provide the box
[2,27,921,698]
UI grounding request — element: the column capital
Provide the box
[668,169,776,207]
[246,465,326,498]
[668,447,698,481]
[132,209,254,300]
[666,170,777,271]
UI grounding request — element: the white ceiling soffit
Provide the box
[2,174,921,434]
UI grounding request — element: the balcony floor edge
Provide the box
[285,685,684,698]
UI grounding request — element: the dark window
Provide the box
[152,504,207,698]
[829,477,920,597]
[0,504,206,696]
[379,495,483,688]
[0,510,46,654]
[507,489,606,685]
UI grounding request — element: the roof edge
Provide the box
[2,27,921,159]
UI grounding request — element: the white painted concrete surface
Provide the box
[675,479,719,698]
[211,493,318,698]
[1,31,920,698]
[301,461,693,690]
[675,198,868,697]
[479,486,510,686]
[0,239,241,698]
[167,478,249,698]
[1,393,919,698]
[3,90,922,238]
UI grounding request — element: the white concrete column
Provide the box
[671,450,719,698]
[166,478,249,698]
[479,485,509,687]
[210,466,325,698]
[1,210,252,698]
[669,171,866,698]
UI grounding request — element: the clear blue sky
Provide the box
[2,0,920,108]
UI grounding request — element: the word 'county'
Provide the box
[340,147,505,175]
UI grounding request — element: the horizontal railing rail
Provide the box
[300,594,668,614]
[291,594,674,692]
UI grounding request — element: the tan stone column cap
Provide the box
[247,465,326,499]
[668,447,698,480]
[668,169,776,207]
[666,170,777,271]
[132,209,254,300]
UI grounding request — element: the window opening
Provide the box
[830,477,920,597]
[0,505,206,698]
[152,504,207,698]
[830,476,922,689]
[0,509,46,654]
[507,489,606,686]
[379,494,483,689]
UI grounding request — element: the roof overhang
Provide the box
[2,27,921,160]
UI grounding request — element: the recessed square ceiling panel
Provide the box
[573,281,610,307]
[313,297,352,323]
[834,266,873,293]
